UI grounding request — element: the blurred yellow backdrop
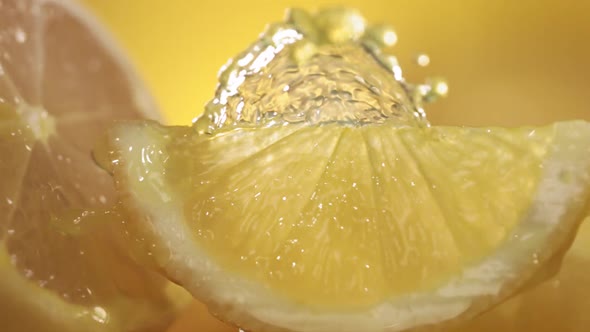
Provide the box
[81,0,590,126]
[79,1,590,331]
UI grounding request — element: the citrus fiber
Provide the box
[0,0,186,331]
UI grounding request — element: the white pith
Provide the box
[119,121,590,332]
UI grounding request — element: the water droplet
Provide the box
[6,198,13,205]
[92,306,109,324]
[316,7,366,44]
[429,78,449,97]
[364,24,397,48]
[14,28,26,43]
[383,30,397,46]
[416,53,430,67]
[98,195,107,204]
[532,253,539,265]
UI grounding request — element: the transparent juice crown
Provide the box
[193,7,447,134]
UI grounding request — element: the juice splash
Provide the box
[194,8,447,134]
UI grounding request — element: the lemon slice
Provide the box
[103,8,590,332]
[0,0,186,331]
[107,119,590,332]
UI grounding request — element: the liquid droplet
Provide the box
[416,53,430,67]
[92,306,109,324]
[363,24,397,48]
[14,28,26,43]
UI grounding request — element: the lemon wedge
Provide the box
[102,8,590,332]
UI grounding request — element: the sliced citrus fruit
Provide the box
[165,224,590,332]
[0,0,187,331]
[102,8,590,332]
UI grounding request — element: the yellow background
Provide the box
[79,1,590,331]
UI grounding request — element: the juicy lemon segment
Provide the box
[176,124,547,306]
[108,120,590,331]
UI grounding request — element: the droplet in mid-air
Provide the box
[416,53,430,67]
[14,27,27,43]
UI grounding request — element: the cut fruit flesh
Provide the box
[0,0,186,331]
[162,222,590,332]
[99,7,590,332]
[106,119,590,332]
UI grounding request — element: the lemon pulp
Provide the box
[104,119,575,309]
[0,92,184,332]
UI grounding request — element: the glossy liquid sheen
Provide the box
[110,121,550,308]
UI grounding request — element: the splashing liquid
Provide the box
[193,7,447,134]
